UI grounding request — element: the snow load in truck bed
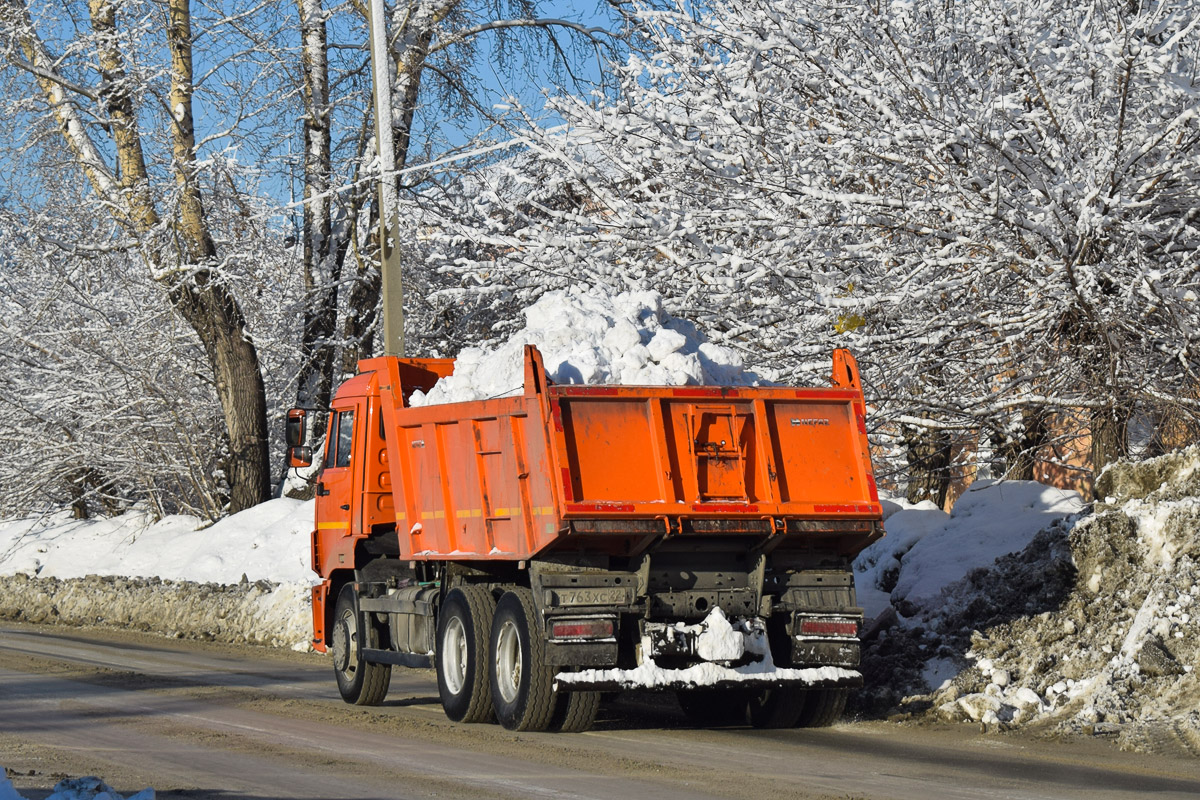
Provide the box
[409,289,767,406]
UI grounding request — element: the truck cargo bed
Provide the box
[367,347,882,562]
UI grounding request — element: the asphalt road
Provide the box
[2,621,1198,800]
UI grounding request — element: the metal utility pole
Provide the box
[367,0,406,356]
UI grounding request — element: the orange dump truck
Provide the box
[286,346,883,732]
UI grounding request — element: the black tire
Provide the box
[795,688,848,728]
[436,585,496,723]
[676,689,747,726]
[746,686,807,728]
[551,689,601,733]
[489,588,557,731]
[331,584,391,705]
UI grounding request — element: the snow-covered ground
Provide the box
[0,498,316,650]
[0,498,315,585]
[855,480,1084,622]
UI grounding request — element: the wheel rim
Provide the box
[333,605,358,677]
[443,615,468,695]
[495,619,522,704]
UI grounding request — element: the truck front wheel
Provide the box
[490,588,557,731]
[331,584,391,705]
[436,585,496,723]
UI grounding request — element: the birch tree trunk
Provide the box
[5,0,271,513]
[295,0,340,428]
[163,0,270,512]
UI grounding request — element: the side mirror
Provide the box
[286,408,307,447]
[289,445,313,468]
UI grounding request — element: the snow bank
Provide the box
[0,573,311,649]
[410,288,763,406]
[874,447,1200,755]
[853,481,1084,621]
[0,498,315,585]
[0,498,317,650]
[0,773,152,800]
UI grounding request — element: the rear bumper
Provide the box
[553,662,862,692]
[553,608,862,692]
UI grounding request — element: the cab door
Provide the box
[316,402,362,535]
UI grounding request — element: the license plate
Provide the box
[551,587,632,607]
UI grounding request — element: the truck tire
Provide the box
[746,686,806,728]
[795,688,848,727]
[676,690,747,726]
[551,689,601,733]
[436,585,496,723]
[489,588,557,731]
[331,584,391,705]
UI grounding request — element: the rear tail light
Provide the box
[550,618,615,641]
[798,618,859,637]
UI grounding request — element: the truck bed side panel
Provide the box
[386,396,560,560]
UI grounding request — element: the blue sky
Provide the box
[0,1,623,227]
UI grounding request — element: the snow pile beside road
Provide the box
[851,482,1084,716]
[853,481,1084,623]
[0,498,315,584]
[871,447,1200,755]
[0,574,311,649]
[0,773,152,800]
[0,498,316,650]
[410,288,763,405]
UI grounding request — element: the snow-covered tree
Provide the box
[0,0,302,516]
[430,0,1200,493]
[0,0,627,516]
[293,0,626,429]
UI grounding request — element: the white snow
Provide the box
[693,607,745,662]
[853,480,1084,620]
[0,498,318,651]
[0,498,316,585]
[409,288,763,406]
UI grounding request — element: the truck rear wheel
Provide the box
[746,686,806,728]
[331,584,391,705]
[551,688,601,733]
[795,688,848,727]
[490,588,557,731]
[436,585,496,723]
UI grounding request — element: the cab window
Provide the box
[323,409,355,469]
[323,413,339,469]
[335,409,355,467]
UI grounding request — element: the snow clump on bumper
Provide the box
[555,607,861,691]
